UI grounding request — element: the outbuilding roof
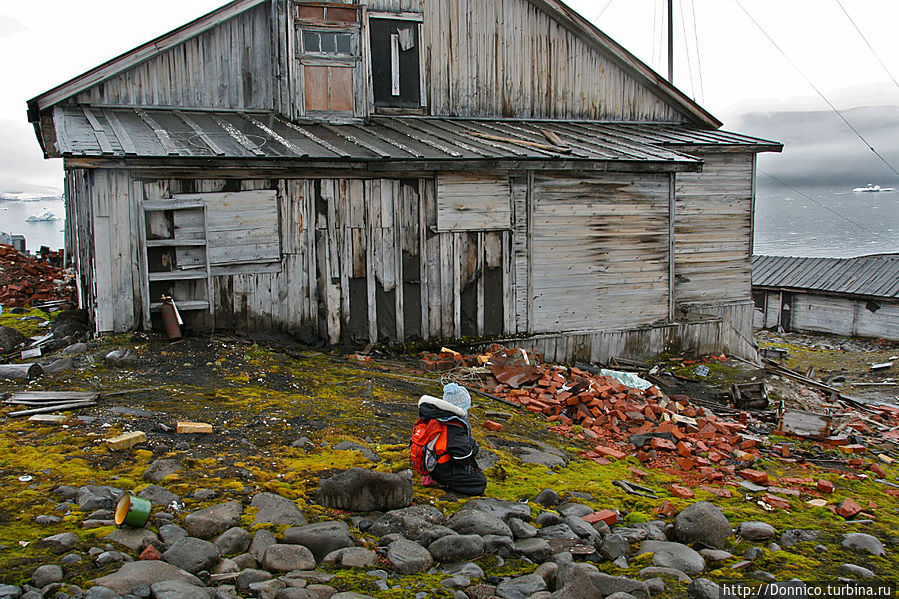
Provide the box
[752,254,899,300]
[48,107,778,167]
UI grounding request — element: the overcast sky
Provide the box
[2,0,898,193]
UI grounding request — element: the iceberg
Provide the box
[25,210,60,222]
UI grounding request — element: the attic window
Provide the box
[293,3,363,117]
[369,13,425,110]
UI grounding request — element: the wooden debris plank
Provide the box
[9,402,96,418]
[8,391,100,402]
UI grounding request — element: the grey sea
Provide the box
[754,183,899,258]
[1,184,897,259]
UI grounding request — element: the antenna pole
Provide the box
[667,0,674,83]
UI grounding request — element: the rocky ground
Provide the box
[0,303,897,599]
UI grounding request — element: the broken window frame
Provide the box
[292,2,364,118]
[368,11,427,113]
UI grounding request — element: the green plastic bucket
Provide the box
[115,494,152,528]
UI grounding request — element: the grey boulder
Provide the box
[283,520,355,562]
[183,501,243,539]
[138,484,181,508]
[638,541,705,576]
[448,510,513,537]
[92,561,203,594]
[674,502,732,549]
[429,534,485,563]
[161,537,221,574]
[322,547,379,568]
[318,468,413,512]
[214,527,252,556]
[251,492,307,526]
[31,565,63,588]
[387,539,433,575]
[143,459,182,483]
[737,522,776,542]
[841,533,885,556]
[149,581,215,599]
[262,544,317,573]
[77,486,124,511]
[496,573,547,599]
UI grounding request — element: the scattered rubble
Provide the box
[0,244,74,308]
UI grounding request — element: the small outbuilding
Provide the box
[752,253,899,341]
[28,0,781,363]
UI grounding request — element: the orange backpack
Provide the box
[409,419,455,475]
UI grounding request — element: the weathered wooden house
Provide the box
[28,0,782,363]
[752,254,899,341]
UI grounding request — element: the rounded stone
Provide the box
[213,527,252,556]
[495,573,547,599]
[31,565,64,588]
[321,547,379,569]
[428,534,485,563]
[386,539,433,575]
[841,533,885,556]
[262,544,317,573]
[737,522,776,542]
[674,502,732,549]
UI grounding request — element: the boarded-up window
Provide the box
[436,173,511,231]
[370,16,423,108]
[172,190,280,268]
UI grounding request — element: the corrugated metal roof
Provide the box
[752,254,899,299]
[51,106,775,165]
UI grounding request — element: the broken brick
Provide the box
[836,498,863,518]
[669,484,694,499]
[655,501,677,518]
[139,545,163,561]
[869,463,887,478]
[816,480,834,494]
[594,445,626,460]
[106,431,148,451]
[762,494,791,510]
[650,437,677,451]
[484,420,503,432]
[582,509,618,526]
[738,469,769,485]
[677,457,696,471]
[177,422,213,434]
[676,441,692,458]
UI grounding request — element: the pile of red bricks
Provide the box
[0,244,74,308]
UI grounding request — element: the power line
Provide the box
[759,169,899,252]
[679,0,697,98]
[595,0,615,21]
[835,0,899,90]
[733,0,899,180]
[690,0,706,104]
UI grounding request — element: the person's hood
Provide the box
[418,394,467,418]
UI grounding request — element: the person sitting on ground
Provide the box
[414,383,487,496]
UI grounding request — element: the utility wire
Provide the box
[595,0,615,21]
[690,0,706,104]
[759,169,899,252]
[733,0,899,180]
[835,0,899,89]
[679,0,697,98]
[651,0,659,73]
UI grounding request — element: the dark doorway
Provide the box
[780,292,793,332]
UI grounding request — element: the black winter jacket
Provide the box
[417,401,479,461]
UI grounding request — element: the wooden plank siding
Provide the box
[73,4,274,111]
[529,172,671,333]
[77,170,513,342]
[674,152,754,305]
[414,0,688,121]
[757,291,899,341]
[67,0,687,123]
